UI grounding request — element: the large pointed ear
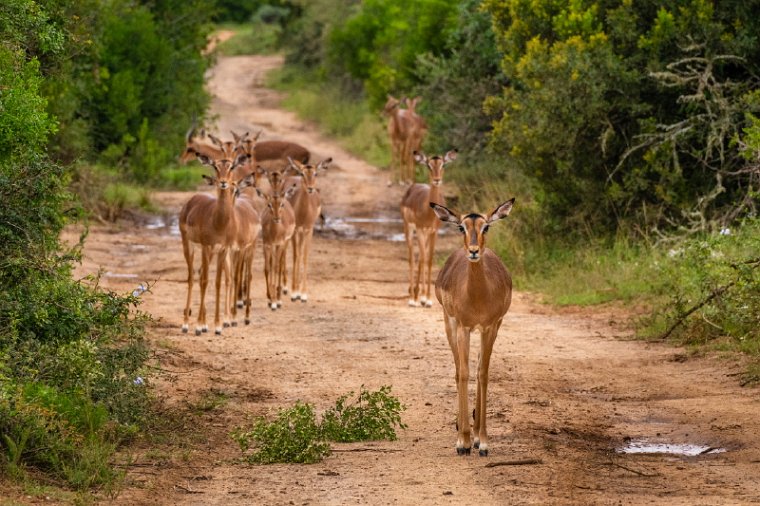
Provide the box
[253,130,263,141]
[487,198,515,224]
[231,130,243,143]
[429,202,459,224]
[409,96,421,109]
[285,182,298,199]
[413,151,428,165]
[196,152,214,166]
[201,174,215,186]
[317,157,332,171]
[237,174,254,190]
[208,133,223,148]
[286,156,303,176]
[232,152,250,167]
[199,128,207,140]
[443,149,458,164]
[255,165,268,177]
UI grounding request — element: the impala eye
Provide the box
[483,225,490,233]
[458,225,465,234]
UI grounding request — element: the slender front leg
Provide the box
[415,232,426,305]
[198,246,212,335]
[403,220,417,306]
[424,230,437,307]
[214,248,226,335]
[290,230,299,300]
[182,238,194,333]
[451,321,471,455]
[475,324,499,456]
[300,229,314,302]
[263,246,274,310]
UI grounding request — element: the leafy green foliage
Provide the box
[321,385,407,442]
[233,386,407,464]
[233,402,331,464]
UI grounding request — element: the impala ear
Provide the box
[255,187,265,198]
[253,130,263,141]
[231,130,244,143]
[208,133,223,148]
[413,151,427,165]
[429,202,459,224]
[443,149,458,164]
[487,198,515,223]
[317,157,332,171]
[199,128,207,139]
[238,174,254,189]
[201,174,215,186]
[232,152,250,167]
[285,182,298,198]
[196,153,214,166]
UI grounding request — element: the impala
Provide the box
[179,151,256,335]
[400,150,457,307]
[179,127,227,164]
[287,157,332,302]
[258,170,296,310]
[430,198,515,456]
[383,95,427,184]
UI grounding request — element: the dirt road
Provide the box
[73,55,760,505]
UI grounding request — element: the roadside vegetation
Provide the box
[233,386,407,464]
[254,0,760,378]
[0,0,212,497]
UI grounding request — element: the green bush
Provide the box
[321,386,407,442]
[233,386,407,464]
[233,402,330,464]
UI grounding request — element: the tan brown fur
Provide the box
[400,150,457,307]
[287,157,331,301]
[431,198,515,456]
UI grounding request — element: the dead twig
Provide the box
[609,461,659,478]
[173,483,204,494]
[331,448,403,453]
[484,458,543,468]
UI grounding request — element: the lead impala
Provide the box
[430,198,515,456]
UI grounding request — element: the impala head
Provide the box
[258,184,297,223]
[287,157,332,194]
[207,133,239,159]
[414,150,457,187]
[383,95,401,115]
[235,130,263,159]
[180,126,202,164]
[430,199,515,263]
[196,152,250,192]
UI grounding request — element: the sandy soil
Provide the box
[59,55,760,505]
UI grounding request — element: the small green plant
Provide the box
[321,385,407,442]
[232,401,330,464]
[232,386,406,464]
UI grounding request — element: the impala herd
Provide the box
[176,98,515,456]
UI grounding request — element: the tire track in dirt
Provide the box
[71,55,760,505]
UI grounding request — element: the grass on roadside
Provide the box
[215,22,281,56]
[266,67,390,169]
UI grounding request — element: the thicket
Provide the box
[270,1,759,372]
[0,0,214,492]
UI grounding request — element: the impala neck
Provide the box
[428,178,443,206]
[213,186,235,230]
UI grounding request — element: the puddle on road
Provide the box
[317,215,450,242]
[143,215,180,236]
[141,212,447,242]
[617,439,726,456]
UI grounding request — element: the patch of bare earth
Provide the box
[59,55,760,505]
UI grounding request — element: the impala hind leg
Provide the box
[414,233,426,306]
[213,249,227,335]
[290,231,301,301]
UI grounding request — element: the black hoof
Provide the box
[195,329,201,336]
[181,327,188,334]
[223,322,230,328]
[456,447,471,456]
[215,330,221,335]
[231,321,238,327]
[479,449,489,457]
[301,299,307,304]
[201,328,208,333]
[236,302,243,309]
[474,441,480,449]
[244,319,251,325]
